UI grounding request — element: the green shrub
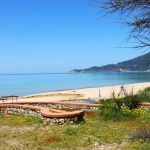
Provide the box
[123,89,141,109]
[138,87,150,102]
[99,98,124,121]
[99,89,144,121]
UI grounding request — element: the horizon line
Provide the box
[0,72,69,75]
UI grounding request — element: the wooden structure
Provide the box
[1,95,18,102]
[0,98,5,102]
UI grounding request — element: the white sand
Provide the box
[1,82,150,103]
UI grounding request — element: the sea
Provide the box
[0,72,150,96]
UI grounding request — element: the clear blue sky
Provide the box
[0,0,143,74]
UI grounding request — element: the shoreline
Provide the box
[2,82,149,103]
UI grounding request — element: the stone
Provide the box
[70,121,74,124]
[7,111,13,114]
[56,119,59,123]
[0,108,5,111]
[29,110,32,114]
[21,109,25,113]
[50,119,56,123]
[74,117,78,122]
[58,118,64,124]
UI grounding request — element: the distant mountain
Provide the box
[69,52,150,73]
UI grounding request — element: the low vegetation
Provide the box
[138,87,150,102]
[98,87,150,149]
[0,87,150,149]
[99,87,150,121]
[0,112,149,149]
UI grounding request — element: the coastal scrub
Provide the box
[99,88,150,121]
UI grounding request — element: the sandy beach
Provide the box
[1,82,149,103]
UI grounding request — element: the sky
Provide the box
[0,0,144,74]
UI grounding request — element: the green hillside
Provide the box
[70,52,150,73]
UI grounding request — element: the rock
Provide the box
[50,119,55,123]
[58,119,64,124]
[29,110,32,114]
[74,117,78,122]
[70,121,74,124]
[7,111,13,114]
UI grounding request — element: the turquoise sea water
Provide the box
[0,72,150,96]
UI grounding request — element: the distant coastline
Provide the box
[69,52,150,73]
[69,70,150,73]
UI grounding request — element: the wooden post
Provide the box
[99,89,101,99]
